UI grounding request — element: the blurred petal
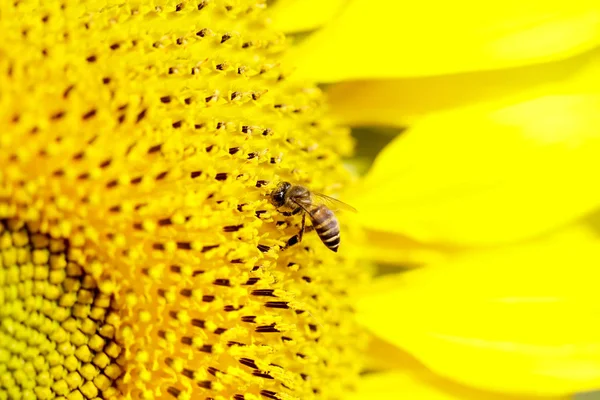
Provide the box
[356,230,464,267]
[350,94,600,246]
[328,47,600,127]
[366,335,422,370]
[268,0,348,33]
[575,392,600,400]
[357,336,569,400]
[350,370,568,400]
[357,223,600,396]
[286,0,600,82]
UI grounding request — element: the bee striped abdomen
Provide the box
[310,205,340,252]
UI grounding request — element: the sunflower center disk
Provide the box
[0,219,122,400]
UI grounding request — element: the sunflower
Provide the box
[0,1,367,399]
[1,1,600,400]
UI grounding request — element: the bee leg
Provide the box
[298,212,306,242]
[280,208,308,251]
[303,224,315,234]
[280,207,303,217]
[281,212,305,250]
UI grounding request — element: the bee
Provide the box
[269,182,356,252]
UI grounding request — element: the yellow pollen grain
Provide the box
[0,0,369,399]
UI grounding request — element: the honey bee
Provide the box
[269,182,356,252]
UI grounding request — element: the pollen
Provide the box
[0,0,367,399]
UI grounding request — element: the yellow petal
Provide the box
[357,223,600,396]
[286,0,600,82]
[356,337,569,400]
[350,94,600,246]
[328,46,600,127]
[356,230,464,267]
[267,0,348,33]
[349,371,569,400]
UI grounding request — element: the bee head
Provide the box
[270,181,291,207]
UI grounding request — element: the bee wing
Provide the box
[311,192,358,213]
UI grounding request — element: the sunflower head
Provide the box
[0,1,368,399]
